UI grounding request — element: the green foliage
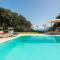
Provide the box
[56,13,60,19]
[0,7,32,32]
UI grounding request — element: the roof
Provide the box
[0,27,3,29]
[8,27,14,29]
[0,27,14,29]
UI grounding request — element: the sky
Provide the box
[0,0,60,29]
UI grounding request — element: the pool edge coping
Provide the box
[0,34,60,44]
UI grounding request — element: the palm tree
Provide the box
[43,24,47,31]
[36,26,39,30]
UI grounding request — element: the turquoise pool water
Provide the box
[0,36,60,60]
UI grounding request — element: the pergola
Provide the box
[49,19,60,23]
[48,19,60,31]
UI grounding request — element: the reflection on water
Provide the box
[20,36,58,43]
[53,36,60,43]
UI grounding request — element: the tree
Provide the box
[56,13,60,19]
[0,7,32,32]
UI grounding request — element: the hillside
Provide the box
[0,7,32,32]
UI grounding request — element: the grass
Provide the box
[19,32,41,34]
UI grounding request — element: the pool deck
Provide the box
[0,34,60,44]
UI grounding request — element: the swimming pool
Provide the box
[0,36,60,60]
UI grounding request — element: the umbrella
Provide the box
[0,31,4,34]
